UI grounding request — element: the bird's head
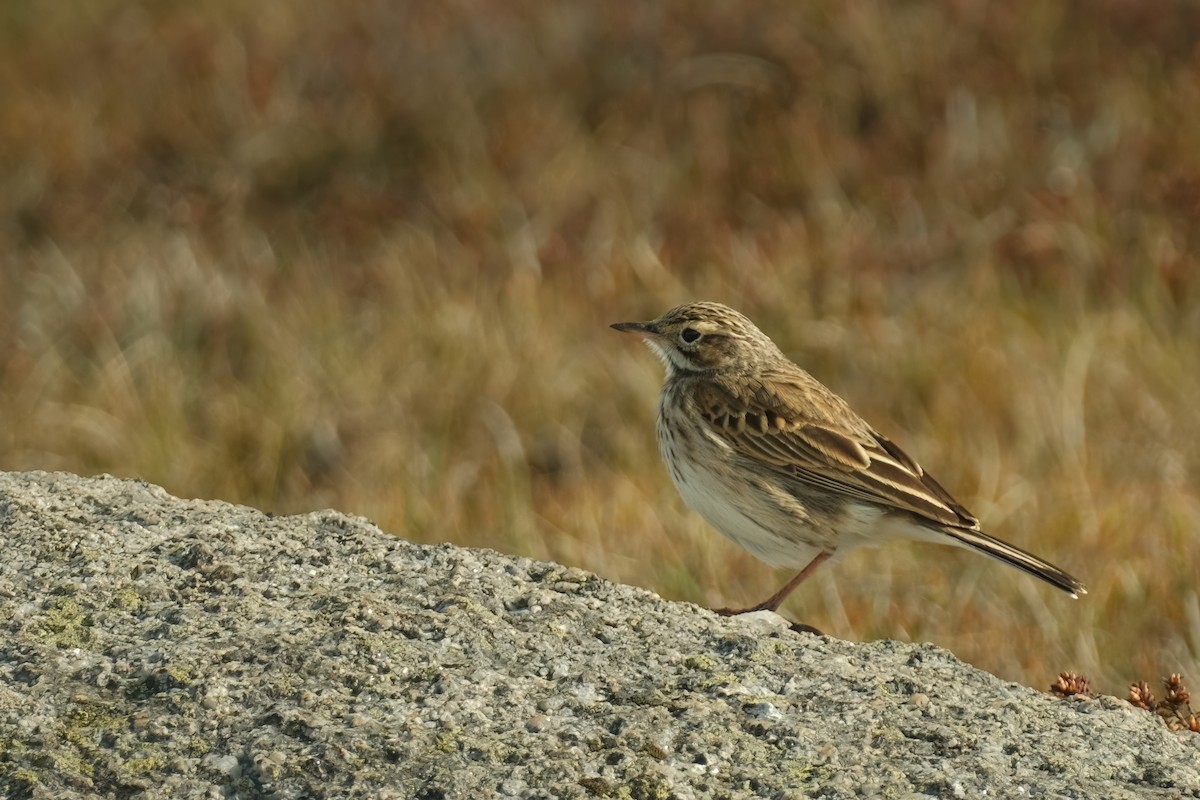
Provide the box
[611,301,781,376]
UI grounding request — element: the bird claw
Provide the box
[708,605,824,636]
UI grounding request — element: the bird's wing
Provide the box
[694,373,979,529]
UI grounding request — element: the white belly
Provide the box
[661,423,826,569]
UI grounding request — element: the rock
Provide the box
[0,471,1196,798]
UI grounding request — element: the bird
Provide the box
[611,301,1086,615]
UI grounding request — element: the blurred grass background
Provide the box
[2,1,1198,692]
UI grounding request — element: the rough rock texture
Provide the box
[0,471,1196,799]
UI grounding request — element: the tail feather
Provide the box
[941,526,1087,598]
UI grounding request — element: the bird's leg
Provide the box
[712,552,831,616]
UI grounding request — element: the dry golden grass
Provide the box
[2,1,1199,691]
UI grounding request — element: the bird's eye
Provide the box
[680,327,702,344]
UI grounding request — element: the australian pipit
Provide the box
[612,302,1086,614]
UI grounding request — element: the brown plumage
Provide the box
[613,301,1086,614]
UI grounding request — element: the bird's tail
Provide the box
[940,526,1087,598]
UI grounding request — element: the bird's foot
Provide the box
[709,604,824,635]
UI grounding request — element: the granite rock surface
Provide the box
[0,471,1197,799]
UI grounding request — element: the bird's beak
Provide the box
[612,318,673,368]
[610,321,653,335]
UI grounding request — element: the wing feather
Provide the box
[695,373,974,529]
